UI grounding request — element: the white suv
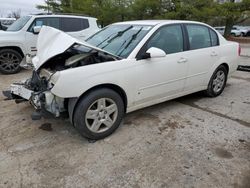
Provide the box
[214,26,241,37]
[0,14,100,74]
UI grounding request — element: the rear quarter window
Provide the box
[210,29,219,46]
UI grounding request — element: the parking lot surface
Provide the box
[0,57,250,188]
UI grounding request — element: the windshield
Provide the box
[7,16,31,31]
[86,24,152,58]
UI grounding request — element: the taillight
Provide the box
[238,45,241,56]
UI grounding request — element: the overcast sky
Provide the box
[0,0,46,17]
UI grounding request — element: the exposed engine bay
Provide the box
[39,44,118,72]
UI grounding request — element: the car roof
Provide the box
[28,14,97,20]
[113,20,206,26]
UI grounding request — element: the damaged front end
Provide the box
[3,70,64,119]
[3,26,119,120]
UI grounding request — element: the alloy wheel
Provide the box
[212,70,225,93]
[85,98,118,133]
[0,52,20,72]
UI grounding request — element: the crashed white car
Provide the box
[4,20,240,140]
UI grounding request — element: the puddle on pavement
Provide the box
[232,76,250,82]
[178,97,250,128]
[241,170,250,188]
[214,148,233,159]
[124,112,160,126]
[39,123,53,131]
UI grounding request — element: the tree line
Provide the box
[37,0,250,37]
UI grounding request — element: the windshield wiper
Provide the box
[117,27,143,56]
[100,25,133,49]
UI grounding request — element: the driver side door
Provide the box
[134,24,189,106]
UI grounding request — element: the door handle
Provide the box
[211,51,218,57]
[177,58,187,63]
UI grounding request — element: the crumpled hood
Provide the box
[33,26,117,70]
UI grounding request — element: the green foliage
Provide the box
[215,0,250,36]
[36,0,61,13]
[36,0,250,36]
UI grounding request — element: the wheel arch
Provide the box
[206,62,230,87]
[67,83,128,124]
[0,46,24,58]
[220,63,229,74]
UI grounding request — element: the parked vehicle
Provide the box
[4,20,240,140]
[0,14,100,74]
[214,26,241,37]
[0,18,16,30]
[233,26,250,37]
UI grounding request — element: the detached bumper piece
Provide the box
[8,83,65,119]
[2,90,13,100]
[237,65,250,72]
[10,83,33,100]
[2,89,28,103]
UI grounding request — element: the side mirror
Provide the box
[142,47,166,59]
[33,26,42,34]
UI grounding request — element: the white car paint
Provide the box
[10,20,239,115]
[0,14,100,65]
[34,21,238,113]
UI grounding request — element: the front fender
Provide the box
[50,60,137,108]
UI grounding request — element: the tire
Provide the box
[231,33,236,37]
[0,49,22,74]
[73,88,125,140]
[205,65,228,97]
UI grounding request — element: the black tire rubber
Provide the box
[205,65,228,97]
[73,88,125,140]
[0,49,22,74]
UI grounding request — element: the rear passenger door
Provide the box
[184,24,220,91]
[60,17,90,40]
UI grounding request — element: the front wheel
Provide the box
[205,65,228,97]
[73,88,125,140]
[0,49,22,74]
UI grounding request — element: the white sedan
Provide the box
[4,20,240,140]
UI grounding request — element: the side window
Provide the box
[60,18,86,32]
[45,18,60,29]
[28,18,46,32]
[146,25,184,54]
[186,25,211,50]
[28,17,60,32]
[210,29,219,46]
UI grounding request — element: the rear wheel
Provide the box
[0,49,22,74]
[205,65,228,97]
[73,88,125,140]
